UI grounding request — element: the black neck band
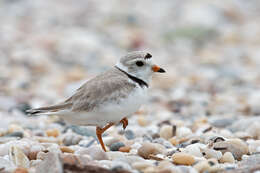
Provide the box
[115,66,149,88]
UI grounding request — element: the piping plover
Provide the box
[27,51,165,151]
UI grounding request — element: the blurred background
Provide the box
[1,0,260,118]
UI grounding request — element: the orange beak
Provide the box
[152,65,166,73]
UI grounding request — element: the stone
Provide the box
[4,132,24,138]
[131,161,154,171]
[176,127,192,138]
[103,136,120,147]
[34,136,61,144]
[60,153,92,166]
[69,126,96,138]
[35,152,63,173]
[62,132,83,146]
[159,125,173,140]
[137,142,165,159]
[107,151,127,160]
[119,146,131,153]
[210,118,234,128]
[110,142,125,151]
[124,130,135,140]
[14,167,28,173]
[75,145,108,160]
[111,160,132,171]
[248,140,260,154]
[213,139,249,160]
[137,116,148,127]
[246,122,260,139]
[9,146,30,168]
[219,152,235,163]
[28,145,45,160]
[0,157,15,172]
[172,152,195,165]
[46,129,60,137]
[183,143,206,157]
[169,137,179,146]
[201,148,222,160]
[60,146,74,153]
[63,164,131,173]
[8,124,24,133]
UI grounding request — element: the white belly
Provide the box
[60,86,147,127]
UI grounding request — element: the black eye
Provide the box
[136,61,144,67]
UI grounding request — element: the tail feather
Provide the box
[26,103,72,116]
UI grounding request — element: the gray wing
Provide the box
[64,68,136,112]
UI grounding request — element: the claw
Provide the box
[120,118,128,130]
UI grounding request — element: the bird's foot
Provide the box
[120,117,128,130]
[96,123,114,152]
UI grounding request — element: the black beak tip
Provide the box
[158,68,166,73]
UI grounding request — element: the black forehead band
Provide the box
[144,53,152,59]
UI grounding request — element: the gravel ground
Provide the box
[1,0,260,173]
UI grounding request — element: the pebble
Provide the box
[119,146,131,153]
[172,152,195,165]
[132,161,155,172]
[156,160,180,173]
[4,132,24,138]
[9,146,30,168]
[34,137,61,144]
[28,145,45,160]
[183,143,206,157]
[62,132,83,146]
[60,153,92,166]
[159,125,173,140]
[219,152,235,163]
[106,151,126,161]
[201,148,222,160]
[169,137,179,146]
[246,122,260,139]
[14,167,29,173]
[176,127,192,138]
[0,157,15,172]
[124,130,135,140]
[137,142,165,159]
[248,140,260,154]
[110,142,125,151]
[111,160,132,171]
[75,145,108,160]
[212,139,249,160]
[137,116,148,127]
[69,126,96,138]
[8,124,24,134]
[193,159,222,173]
[35,152,63,173]
[60,146,74,153]
[45,129,59,138]
[103,136,121,147]
[210,118,234,128]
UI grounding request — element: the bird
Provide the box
[27,51,165,151]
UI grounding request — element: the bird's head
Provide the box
[116,51,165,83]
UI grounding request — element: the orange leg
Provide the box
[120,117,128,129]
[96,123,114,152]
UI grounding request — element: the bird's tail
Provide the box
[26,103,72,116]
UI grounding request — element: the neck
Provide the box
[115,66,149,88]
